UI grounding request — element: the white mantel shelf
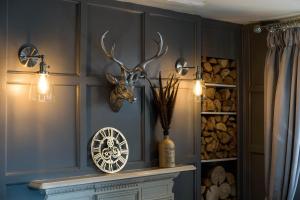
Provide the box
[29,165,196,190]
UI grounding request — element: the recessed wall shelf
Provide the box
[201,112,237,115]
[201,157,238,163]
[200,56,239,200]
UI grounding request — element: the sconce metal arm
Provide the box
[175,58,199,76]
[195,66,202,80]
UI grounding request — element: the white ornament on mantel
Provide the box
[91,127,129,173]
[29,165,196,200]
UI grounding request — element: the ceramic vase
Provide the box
[159,135,175,168]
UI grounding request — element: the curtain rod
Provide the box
[253,16,300,33]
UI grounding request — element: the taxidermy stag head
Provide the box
[101,31,168,112]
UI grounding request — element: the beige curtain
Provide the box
[265,28,300,200]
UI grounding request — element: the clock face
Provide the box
[91,127,129,173]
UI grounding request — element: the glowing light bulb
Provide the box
[29,73,53,102]
[193,79,202,96]
[37,73,50,95]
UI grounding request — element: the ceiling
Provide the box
[117,0,300,24]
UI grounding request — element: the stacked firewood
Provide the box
[202,88,237,112]
[201,166,237,200]
[201,57,237,85]
[201,115,237,160]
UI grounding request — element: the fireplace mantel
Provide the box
[29,165,196,200]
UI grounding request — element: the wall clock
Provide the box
[91,127,129,173]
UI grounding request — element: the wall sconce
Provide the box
[18,44,53,102]
[175,58,205,99]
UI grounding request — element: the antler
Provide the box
[137,32,168,71]
[101,31,122,66]
[101,31,168,83]
[101,31,132,74]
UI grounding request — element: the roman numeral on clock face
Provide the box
[117,156,126,164]
[120,149,128,155]
[108,129,114,137]
[108,163,113,171]
[100,160,106,169]
[100,130,106,139]
[94,153,102,162]
[92,147,101,153]
[119,141,126,146]
[115,132,119,140]
[94,139,101,142]
[116,162,120,169]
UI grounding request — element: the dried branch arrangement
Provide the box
[147,72,180,135]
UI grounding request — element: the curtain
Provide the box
[265,28,300,200]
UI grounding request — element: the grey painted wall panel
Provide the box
[250,92,264,146]
[247,28,266,200]
[6,85,78,173]
[167,88,196,162]
[250,153,265,200]
[202,18,240,59]
[7,0,79,75]
[145,14,196,79]
[86,3,143,76]
[250,31,267,87]
[152,86,196,163]
[146,13,202,199]
[174,171,196,200]
[243,25,266,200]
[86,85,143,163]
[6,184,41,200]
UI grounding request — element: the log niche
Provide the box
[201,115,237,160]
[201,166,237,200]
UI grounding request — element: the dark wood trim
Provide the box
[194,19,202,200]
[79,0,88,170]
[249,145,264,154]
[241,24,251,200]
[242,24,266,200]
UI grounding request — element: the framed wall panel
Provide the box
[166,87,196,161]
[202,18,241,60]
[6,84,78,174]
[242,25,266,200]
[145,13,197,79]
[250,91,264,146]
[250,31,268,87]
[174,170,197,200]
[6,0,80,75]
[6,184,41,200]
[86,85,145,165]
[146,12,201,199]
[249,153,264,200]
[86,3,143,76]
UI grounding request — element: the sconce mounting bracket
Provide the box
[18,44,39,68]
[175,58,195,76]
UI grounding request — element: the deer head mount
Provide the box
[101,31,168,112]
